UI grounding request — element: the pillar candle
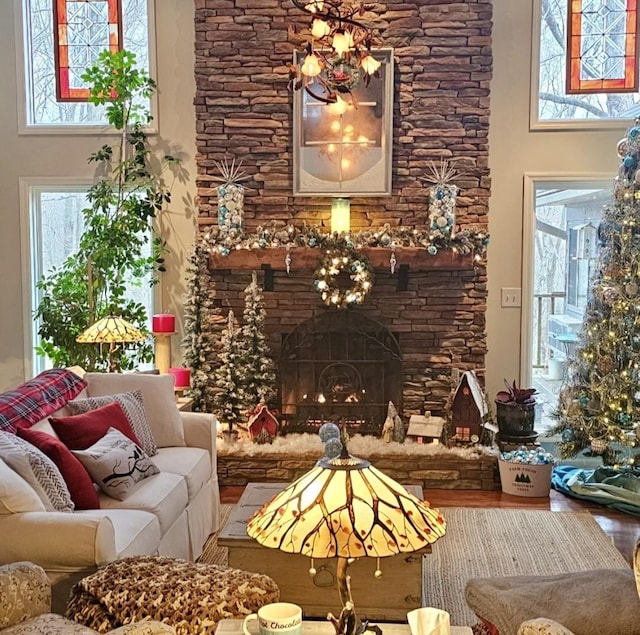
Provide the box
[168,367,191,388]
[152,313,175,333]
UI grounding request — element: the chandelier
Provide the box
[289,0,382,105]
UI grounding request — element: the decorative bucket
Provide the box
[498,459,553,497]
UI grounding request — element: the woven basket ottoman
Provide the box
[65,556,280,635]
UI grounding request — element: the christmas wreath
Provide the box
[313,248,374,308]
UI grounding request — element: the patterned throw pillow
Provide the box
[73,428,159,501]
[0,368,86,433]
[0,431,74,512]
[68,391,157,456]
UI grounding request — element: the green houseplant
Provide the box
[35,50,178,371]
[495,379,538,441]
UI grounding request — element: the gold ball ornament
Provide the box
[617,138,629,157]
[590,438,607,455]
[634,169,640,185]
[625,281,639,297]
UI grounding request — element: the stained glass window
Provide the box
[567,0,639,94]
[53,0,123,101]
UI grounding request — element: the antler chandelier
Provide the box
[289,0,381,105]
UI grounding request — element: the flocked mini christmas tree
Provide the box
[238,271,276,406]
[552,119,640,468]
[181,243,224,413]
[213,310,247,433]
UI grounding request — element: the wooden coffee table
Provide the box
[218,482,431,622]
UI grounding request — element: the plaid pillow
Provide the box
[0,369,87,434]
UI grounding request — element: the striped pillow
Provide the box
[0,431,74,512]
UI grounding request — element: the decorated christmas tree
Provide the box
[552,120,640,468]
[213,310,247,432]
[181,243,223,412]
[238,271,276,405]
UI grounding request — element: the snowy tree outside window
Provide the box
[536,0,640,122]
[22,0,149,126]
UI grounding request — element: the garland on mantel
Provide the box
[202,222,490,259]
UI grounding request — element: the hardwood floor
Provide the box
[220,485,639,565]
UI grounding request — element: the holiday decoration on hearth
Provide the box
[406,412,446,444]
[247,403,279,442]
[449,370,489,445]
[212,156,249,240]
[182,243,224,413]
[238,271,277,404]
[551,118,640,468]
[422,159,463,239]
[212,310,247,434]
[313,247,374,308]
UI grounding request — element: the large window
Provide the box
[533,0,640,126]
[20,0,150,129]
[24,183,154,374]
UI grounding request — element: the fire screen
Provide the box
[279,311,402,434]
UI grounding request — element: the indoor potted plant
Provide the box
[495,379,538,441]
[34,50,178,371]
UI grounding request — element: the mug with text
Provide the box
[243,602,303,635]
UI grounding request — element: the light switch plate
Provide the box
[501,287,521,307]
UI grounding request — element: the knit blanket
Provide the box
[65,556,280,635]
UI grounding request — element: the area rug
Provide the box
[422,508,630,627]
[199,506,630,627]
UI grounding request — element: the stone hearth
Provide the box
[216,435,500,490]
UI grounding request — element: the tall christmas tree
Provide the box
[213,310,247,432]
[181,243,224,413]
[238,271,276,405]
[552,120,640,468]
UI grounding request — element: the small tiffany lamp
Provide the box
[76,315,146,372]
[246,426,447,635]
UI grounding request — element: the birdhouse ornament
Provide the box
[247,403,279,443]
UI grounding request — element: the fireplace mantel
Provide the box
[208,247,475,271]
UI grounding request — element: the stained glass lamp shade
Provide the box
[76,315,146,372]
[246,445,446,635]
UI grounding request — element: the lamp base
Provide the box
[327,559,382,635]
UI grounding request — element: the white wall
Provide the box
[0,0,197,390]
[486,0,624,402]
[0,0,628,403]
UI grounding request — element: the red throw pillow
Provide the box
[49,401,141,450]
[16,427,100,510]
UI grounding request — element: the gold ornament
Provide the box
[634,169,640,185]
[590,438,607,455]
[625,281,639,297]
[617,138,629,157]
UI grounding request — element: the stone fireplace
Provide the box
[194,1,493,432]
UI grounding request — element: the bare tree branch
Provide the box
[542,0,565,50]
[539,92,609,117]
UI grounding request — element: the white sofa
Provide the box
[0,370,220,610]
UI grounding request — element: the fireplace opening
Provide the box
[279,311,402,435]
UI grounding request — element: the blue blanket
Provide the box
[552,465,640,517]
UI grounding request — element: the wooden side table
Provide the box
[176,397,193,412]
[217,618,472,635]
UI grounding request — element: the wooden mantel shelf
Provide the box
[208,247,474,271]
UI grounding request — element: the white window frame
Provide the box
[520,173,613,389]
[19,177,161,376]
[530,0,640,131]
[14,0,158,135]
